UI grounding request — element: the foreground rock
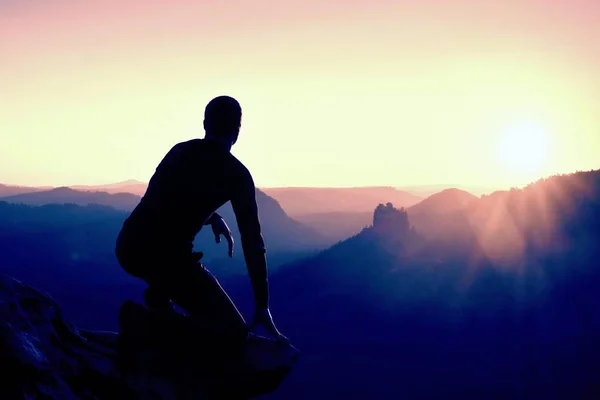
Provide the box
[0,275,299,399]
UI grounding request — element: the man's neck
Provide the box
[204,135,232,152]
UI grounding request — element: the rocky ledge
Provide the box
[0,275,299,399]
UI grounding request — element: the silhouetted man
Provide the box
[115,95,285,342]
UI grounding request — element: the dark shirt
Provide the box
[117,138,269,307]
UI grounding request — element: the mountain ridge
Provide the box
[0,183,52,197]
[1,187,142,211]
[407,188,479,217]
[260,171,600,398]
[261,186,423,216]
[0,185,328,270]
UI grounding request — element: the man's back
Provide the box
[119,138,262,256]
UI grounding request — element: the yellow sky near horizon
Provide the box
[1,0,599,189]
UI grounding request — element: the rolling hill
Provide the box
[292,189,477,244]
[0,186,328,261]
[397,184,499,197]
[1,187,142,211]
[63,183,425,216]
[404,189,479,240]
[70,179,148,196]
[0,183,50,197]
[407,188,478,216]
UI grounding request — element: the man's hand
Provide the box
[209,215,234,258]
[250,308,289,342]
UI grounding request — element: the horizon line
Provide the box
[0,180,505,191]
[3,168,599,192]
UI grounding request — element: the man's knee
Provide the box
[116,251,146,278]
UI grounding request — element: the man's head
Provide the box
[203,96,242,146]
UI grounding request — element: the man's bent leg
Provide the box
[116,242,175,311]
[147,258,247,339]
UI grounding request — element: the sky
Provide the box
[1,0,599,189]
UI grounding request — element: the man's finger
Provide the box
[215,234,221,244]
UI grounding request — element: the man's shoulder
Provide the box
[228,152,248,169]
[169,139,230,160]
[164,139,201,157]
[174,138,202,150]
[228,154,254,183]
[170,138,252,179]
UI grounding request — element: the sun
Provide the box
[496,121,549,177]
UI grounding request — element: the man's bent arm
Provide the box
[231,170,269,310]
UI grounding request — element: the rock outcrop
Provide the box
[373,202,410,234]
[0,275,299,399]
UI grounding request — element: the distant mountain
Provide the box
[258,172,600,398]
[262,187,423,216]
[404,173,600,262]
[195,189,327,258]
[0,183,50,197]
[0,187,331,253]
[26,186,322,248]
[0,201,133,285]
[70,179,148,196]
[68,183,426,215]
[292,189,477,245]
[0,183,327,294]
[397,184,500,197]
[405,189,479,238]
[408,188,479,217]
[0,186,327,256]
[0,187,142,211]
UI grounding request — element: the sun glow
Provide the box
[497,121,550,179]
